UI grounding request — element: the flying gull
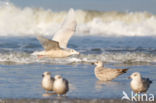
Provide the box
[34,8,79,58]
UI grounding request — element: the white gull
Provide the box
[34,8,79,58]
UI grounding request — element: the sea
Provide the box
[0,0,155,99]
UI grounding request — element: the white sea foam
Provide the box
[0,2,156,36]
[0,52,156,65]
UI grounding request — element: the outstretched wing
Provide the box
[52,8,77,48]
[37,35,61,51]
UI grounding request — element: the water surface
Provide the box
[0,36,155,99]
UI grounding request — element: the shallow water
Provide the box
[0,63,155,98]
[0,36,155,99]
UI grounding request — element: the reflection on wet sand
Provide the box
[69,83,77,91]
[95,81,121,91]
[42,92,56,97]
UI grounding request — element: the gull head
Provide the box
[92,61,104,67]
[68,49,80,55]
[129,72,142,80]
[54,75,62,80]
[42,72,51,78]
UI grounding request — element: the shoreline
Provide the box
[0,98,155,103]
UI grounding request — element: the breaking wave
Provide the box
[0,51,156,65]
[0,2,156,36]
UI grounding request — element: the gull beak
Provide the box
[128,76,131,79]
[42,74,44,77]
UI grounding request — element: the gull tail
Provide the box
[122,68,129,73]
[117,68,129,74]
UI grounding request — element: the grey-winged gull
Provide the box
[129,72,152,93]
[53,75,69,96]
[92,61,129,81]
[42,72,54,93]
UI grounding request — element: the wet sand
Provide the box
[0,98,144,103]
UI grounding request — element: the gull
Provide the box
[92,61,129,81]
[129,72,152,93]
[53,75,69,96]
[35,8,79,58]
[42,72,54,93]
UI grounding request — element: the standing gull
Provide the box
[92,61,128,81]
[53,75,69,96]
[42,72,54,93]
[129,72,152,93]
[34,8,79,58]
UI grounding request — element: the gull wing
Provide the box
[63,78,69,92]
[52,8,77,48]
[37,35,61,51]
[142,78,152,87]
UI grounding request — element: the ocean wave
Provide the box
[0,51,156,65]
[0,2,156,36]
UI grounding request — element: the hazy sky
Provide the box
[11,0,156,13]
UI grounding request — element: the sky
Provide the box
[7,0,156,13]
